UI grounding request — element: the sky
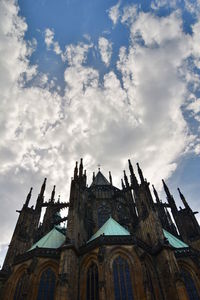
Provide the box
[0,0,200,266]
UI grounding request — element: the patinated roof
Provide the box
[88,217,130,242]
[91,171,110,186]
[163,229,189,249]
[29,226,65,250]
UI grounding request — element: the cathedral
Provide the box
[0,158,200,300]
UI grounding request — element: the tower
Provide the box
[1,158,200,300]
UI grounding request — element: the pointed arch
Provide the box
[86,262,99,300]
[113,256,134,300]
[13,271,28,300]
[181,269,200,300]
[36,267,56,300]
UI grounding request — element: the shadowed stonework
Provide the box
[0,158,200,300]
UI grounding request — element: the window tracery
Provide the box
[37,267,56,300]
[86,262,99,300]
[14,272,28,300]
[113,256,134,300]
[181,269,200,300]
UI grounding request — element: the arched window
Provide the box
[86,262,99,300]
[37,267,56,300]
[181,269,200,300]
[98,203,110,228]
[14,272,28,300]
[113,256,134,300]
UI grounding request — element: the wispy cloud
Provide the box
[98,37,112,66]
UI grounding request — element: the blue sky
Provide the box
[0,0,200,266]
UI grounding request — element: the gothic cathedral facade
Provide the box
[0,159,200,300]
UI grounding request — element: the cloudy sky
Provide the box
[0,0,200,266]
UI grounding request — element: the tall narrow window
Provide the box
[86,262,99,300]
[113,256,134,300]
[37,267,56,300]
[14,272,27,300]
[181,269,200,300]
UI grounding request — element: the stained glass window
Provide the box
[37,267,56,300]
[113,256,134,300]
[14,272,27,300]
[181,269,200,300]
[86,262,99,300]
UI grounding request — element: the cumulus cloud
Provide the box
[108,1,120,25]
[45,28,62,55]
[98,37,112,66]
[1,0,200,266]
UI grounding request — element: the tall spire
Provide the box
[79,158,83,177]
[162,179,171,198]
[40,178,47,197]
[109,171,112,185]
[50,185,56,202]
[128,159,138,189]
[121,178,125,189]
[136,162,144,183]
[123,170,129,188]
[152,185,160,203]
[36,178,46,209]
[24,187,33,208]
[162,179,177,210]
[74,161,78,179]
[178,188,190,210]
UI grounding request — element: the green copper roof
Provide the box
[163,229,189,249]
[29,226,65,251]
[88,217,130,242]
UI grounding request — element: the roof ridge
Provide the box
[88,217,130,242]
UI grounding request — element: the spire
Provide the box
[40,178,46,197]
[121,179,125,189]
[162,179,171,199]
[109,171,112,185]
[162,179,177,210]
[178,188,190,210]
[24,187,33,208]
[74,161,78,179]
[152,185,160,203]
[136,162,144,183]
[123,170,129,188]
[36,178,46,209]
[50,185,56,202]
[128,159,138,189]
[79,158,83,177]
[83,170,87,185]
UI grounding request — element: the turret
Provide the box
[24,187,33,208]
[79,158,83,177]
[162,179,177,211]
[123,170,129,188]
[121,178,125,190]
[136,162,144,183]
[74,161,78,179]
[109,171,112,185]
[50,185,56,203]
[36,178,46,210]
[128,159,139,190]
[177,188,190,210]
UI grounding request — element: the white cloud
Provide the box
[98,37,112,66]
[1,0,200,267]
[108,2,120,25]
[45,28,62,55]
